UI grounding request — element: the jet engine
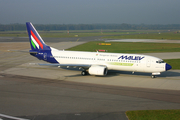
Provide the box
[88,66,108,76]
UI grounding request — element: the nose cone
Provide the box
[166,63,172,71]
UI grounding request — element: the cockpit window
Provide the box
[156,60,165,64]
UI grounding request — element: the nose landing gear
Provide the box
[151,72,160,78]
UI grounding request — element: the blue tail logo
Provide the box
[30,30,43,49]
[26,22,49,51]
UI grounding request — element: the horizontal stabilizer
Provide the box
[29,50,38,53]
[7,50,38,54]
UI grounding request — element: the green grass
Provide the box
[126,110,180,120]
[1,30,179,40]
[0,30,158,38]
[0,31,27,37]
[103,32,180,40]
[164,59,180,69]
[67,41,180,53]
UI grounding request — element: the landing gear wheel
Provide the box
[81,71,86,76]
[151,75,156,78]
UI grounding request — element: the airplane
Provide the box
[26,22,172,78]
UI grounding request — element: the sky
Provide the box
[1,0,180,24]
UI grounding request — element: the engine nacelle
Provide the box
[88,66,108,76]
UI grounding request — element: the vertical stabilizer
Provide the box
[26,22,50,51]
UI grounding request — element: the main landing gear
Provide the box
[81,71,88,76]
[151,75,156,78]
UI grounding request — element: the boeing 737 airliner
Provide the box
[26,22,172,78]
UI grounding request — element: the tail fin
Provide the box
[26,22,50,51]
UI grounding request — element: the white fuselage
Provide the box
[51,48,166,74]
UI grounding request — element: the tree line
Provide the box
[1,23,180,31]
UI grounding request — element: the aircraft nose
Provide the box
[166,63,172,71]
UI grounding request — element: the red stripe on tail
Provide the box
[31,30,43,49]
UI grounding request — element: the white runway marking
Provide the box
[0,113,29,120]
[105,39,180,43]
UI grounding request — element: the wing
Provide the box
[38,63,91,69]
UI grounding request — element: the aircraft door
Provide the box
[146,59,151,67]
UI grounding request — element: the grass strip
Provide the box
[164,59,180,69]
[126,110,180,120]
[67,41,180,53]
[0,30,161,38]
